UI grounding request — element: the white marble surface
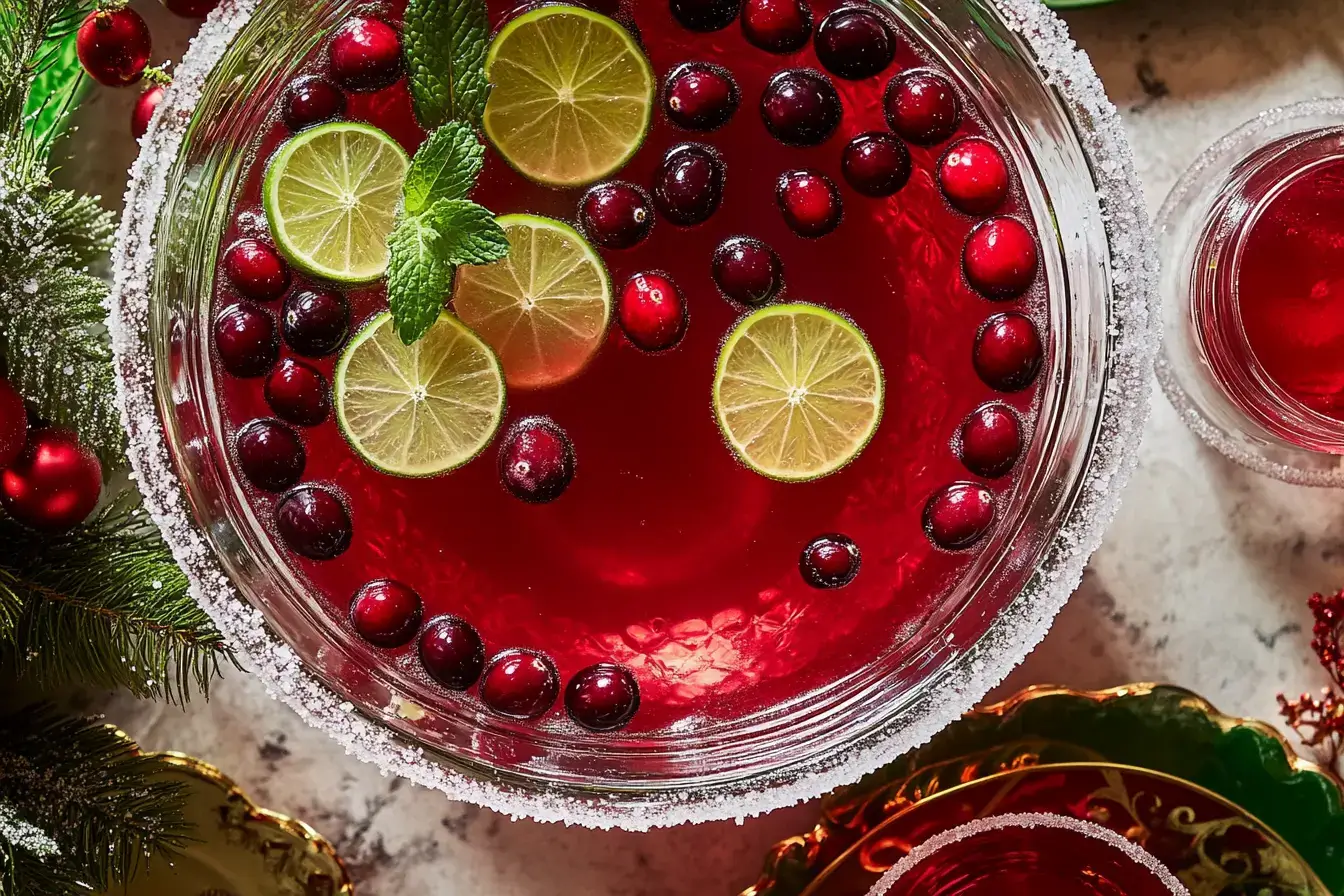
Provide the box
[75,0,1344,892]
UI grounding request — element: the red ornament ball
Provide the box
[1,427,102,532]
[162,0,222,17]
[131,83,166,140]
[0,377,28,471]
[77,7,152,87]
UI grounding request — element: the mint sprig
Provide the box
[404,0,490,129]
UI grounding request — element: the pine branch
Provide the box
[0,1,88,144]
[0,800,85,896]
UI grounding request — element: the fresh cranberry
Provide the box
[235,419,305,492]
[480,650,560,719]
[131,84,165,140]
[885,70,961,145]
[760,69,841,147]
[741,0,812,53]
[223,239,291,302]
[566,664,640,731]
[713,237,782,306]
[283,76,347,130]
[76,8,152,87]
[939,137,1010,215]
[669,0,741,32]
[214,304,279,378]
[282,289,350,357]
[799,534,860,588]
[973,312,1043,393]
[665,63,739,131]
[350,579,423,648]
[265,358,331,426]
[958,403,1022,478]
[328,17,403,93]
[619,273,687,351]
[923,482,995,550]
[777,170,842,238]
[276,486,351,560]
[841,132,911,197]
[579,182,653,249]
[419,615,487,691]
[164,0,221,16]
[814,8,895,80]
[499,417,576,503]
[964,217,1038,299]
[653,144,724,226]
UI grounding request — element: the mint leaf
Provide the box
[404,0,490,130]
[403,122,485,215]
[426,199,509,266]
[387,215,456,345]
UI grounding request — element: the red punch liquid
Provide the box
[211,0,1048,732]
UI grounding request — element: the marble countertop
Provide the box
[81,0,1344,892]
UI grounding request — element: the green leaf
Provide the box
[426,199,509,266]
[388,214,456,345]
[403,121,485,215]
[404,0,490,130]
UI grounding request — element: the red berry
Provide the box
[841,132,911,198]
[653,144,724,226]
[350,579,423,648]
[329,17,403,93]
[163,0,222,16]
[419,616,486,691]
[235,418,305,492]
[940,137,1010,215]
[579,182,653,249]
[964,217,1038,298]
[665,63,739,131]
[566,664,640,731]
[283,75,347,130]
[214,304,279,378]
[777,170,842,238]
[131,83,165,140]
[924,482,995,550]
[498,417,576,504]
[282,289,350,357]
[223,239,291,302]
[480,650,560,719]
[276,486,351,560]
[814,8,895,80]
[957,403,1022,478]
[885,70,961,145]
[670,0,742,32]
[713,237,782,306]
[0,377,28,470]
[799,534,860,588]
[741,0,812,53]
[760,69,841,147]
[0,428,101,532]
[619,273,687,351]
[974,312,1043,393]
[77,8,152,87]
[265,358,331,427]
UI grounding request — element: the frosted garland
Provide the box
[106,0,1158,829]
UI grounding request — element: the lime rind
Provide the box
[714,303,885,482]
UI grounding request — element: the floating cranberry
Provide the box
[131,83,165,140]
[665,63,739,131]
[669,0,741,31]
[777,170,842,238]
[214,304,278,378]
[580,182,653,249]
[619,273,687,351]
[974,312,1043,393]
[328,17,403,93]
[958,403,1022,478]
[282,289,350,357]
[419,615,487,691]
[741,0,812,52]
[841,132,911,198]
[350,579,423,648]
[283,75,347,130]
[276,486,351,560]
[885,70,961,145]
[265,358,331,427]
[800,534,860,588]
[814,8,895,80]
[566,663,640,731]
[713,237,782,305]
[76,7,152,87]
[235,419,305,492]
[760,69,841,147]
[924,482,995,551]
[653,144,724,226]
[940,137,1010,215]
[499,417,576,503]
[480,650,560,719]
[223,239,290,303]
[964,217,1038,299]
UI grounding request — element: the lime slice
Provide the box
[484,6,654,187]
[263,122,409,284]
[453,214,612,389]
[714,304,884,482]
[334,311,505,478]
